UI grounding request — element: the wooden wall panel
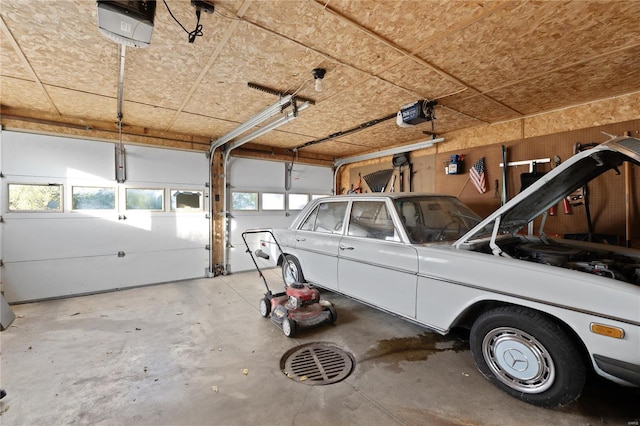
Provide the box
[435,120,640,245]
[344,119,640,247]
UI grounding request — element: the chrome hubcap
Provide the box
[283,261,298,285]
[482,327,555,394]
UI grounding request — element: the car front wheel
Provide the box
[470,306,586,408]
[282,255,304,286]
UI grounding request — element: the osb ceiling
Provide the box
[2,0,640,163]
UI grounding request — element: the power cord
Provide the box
[162,0,204,43]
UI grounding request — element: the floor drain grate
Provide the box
[280,342,355,386]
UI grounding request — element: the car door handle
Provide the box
[339,244,354,250]
[296,237,306,242]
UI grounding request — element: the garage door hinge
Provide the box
[0,216,3,223]
[0,259,3,267]
[205,213,210,219]
[205,245,210,251]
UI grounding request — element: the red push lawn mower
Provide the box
[242,229,337,337]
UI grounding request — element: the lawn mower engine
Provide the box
[262,282,336,338]
[285,282,319,309]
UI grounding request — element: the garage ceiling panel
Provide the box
[440,89,521,124]
[324,0,497,53]
[1,0,639,159]
[242,0,407,73]
[1,1,118,97]
[379,59,466,101]
[489,45,640,115]
[0,78,57,114]
[421,1,640,93]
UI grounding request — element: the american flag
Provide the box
[470,157,487,194]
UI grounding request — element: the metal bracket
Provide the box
[500,157,551,171]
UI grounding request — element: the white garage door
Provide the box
[226,157,333,273]
[0,131,209,303]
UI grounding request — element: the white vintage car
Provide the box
[258,135,640,408]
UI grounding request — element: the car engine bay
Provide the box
[480,237,640,285]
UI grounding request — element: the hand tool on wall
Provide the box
[363,169,394,192]
[348,173,363,194]
[501,145,508,205]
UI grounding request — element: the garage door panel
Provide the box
[4,215,207,262]
[3,248,208,303]
[125,145,208,184]
[2,132,114,179]
[1,130,209,302]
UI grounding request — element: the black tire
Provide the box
[282,317,297,338]
[328,305,338,324]
[469,306,586,408]
[259,297,271,318]
[281,255,305,286]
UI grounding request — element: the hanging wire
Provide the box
[162,0,204,43]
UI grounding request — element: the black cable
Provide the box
[162,0,204,43]
[188,9,203,43]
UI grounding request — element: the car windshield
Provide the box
[394,196,482,243]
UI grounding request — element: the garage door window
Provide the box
[262,193,285,210]
[288,193,309,210]
[125,188,164,211]
[232,191,258,211]
[8,183,62,212]
[171,190,202,210]
[72,186,116,210]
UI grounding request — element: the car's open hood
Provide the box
[454,135,640,247]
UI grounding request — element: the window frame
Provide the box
[170,189,204,211]
[287,193,310,211]
[71,185,117,211]
[231,191,259,211]
[7,182,64,213]
[125,187,165,211]
[261,192,285,211]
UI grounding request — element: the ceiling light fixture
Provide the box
[312,68,326,92]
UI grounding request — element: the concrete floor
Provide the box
[1,269,639,426]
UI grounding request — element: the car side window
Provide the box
[348,201,400,241]
[300,201,347,234]
[299,206,319,231]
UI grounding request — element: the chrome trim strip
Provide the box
[295,247,418,275]
[306,280,448,335]
[418,273,640,327]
